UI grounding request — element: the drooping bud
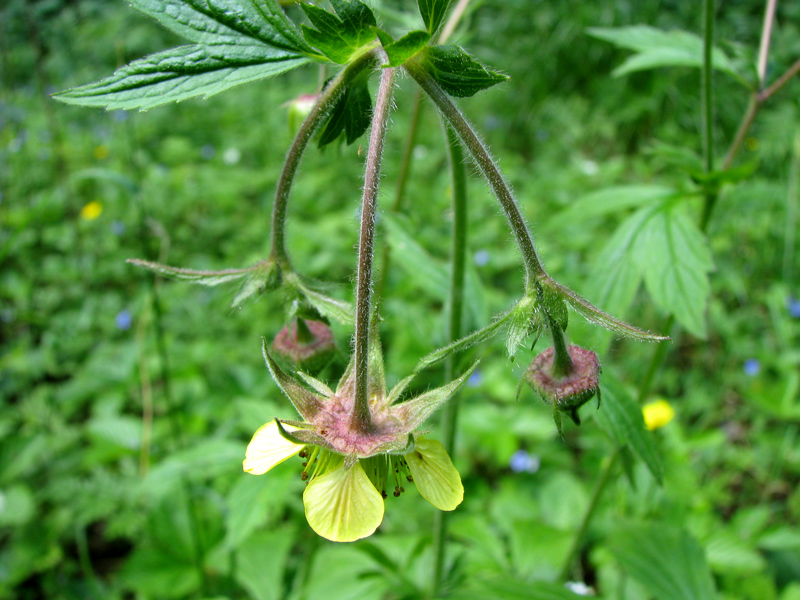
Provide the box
[272,319,336,373]
[284,93,318,136]
[525,345,600,435]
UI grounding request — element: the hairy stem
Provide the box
[270,48,379,266]
[432,124,469,595]
[351,65,396,434]
[405,58,547,288]
[375,88,424,305]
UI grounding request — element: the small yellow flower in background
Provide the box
[643,399,675,431]
[93,145,109,160]
[80,201,103,220]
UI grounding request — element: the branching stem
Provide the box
[270,49,379,266]
[404,58,547,289]
[351,64,396,434]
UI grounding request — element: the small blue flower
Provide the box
[467,370,483,388]
[110,221,126,235]
[201,144,215,160]
[474,250,490,266]
[743,358,760,377]
[115,309,133,331]
[509,449,540,474]
[113,110,129,122]
[787,296,800,319]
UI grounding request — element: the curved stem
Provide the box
[351,65,397,434]
[432,124,468,595]
[270,49,379,266]
[405,58,547,288]
[375,87,425,305]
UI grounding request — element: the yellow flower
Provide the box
[80,201,103,220]
[243,335,472,542]
[642,399,675,430]
[93,145,110,160]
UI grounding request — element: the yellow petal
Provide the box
[405,437,463,511]
[243,420,304,475]
[642,399,675,431]
[303,460,384,542]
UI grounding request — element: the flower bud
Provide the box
[525,345,600,433]
[272,319,335,373]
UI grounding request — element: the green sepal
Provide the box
[317,77,372,146]
[301,0,377,64]
[284,272,354,325]
[505,295,542,358]
[381,30,431,67]
[275,419,333,451]
[419,45,507,97]
[537,281,569,331]
[262,338,324,421]
[417,0,452,35]
[393,360,478,431]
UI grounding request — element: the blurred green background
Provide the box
[2,1,800,599]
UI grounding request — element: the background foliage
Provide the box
[2,0,800,599]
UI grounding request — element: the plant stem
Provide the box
[375,88,424,305]
[405,58,547,288]
[351,65,396,434]
[431,124,469,595]
[438,0,473,43]
[270,48,379,267]
[558,447,621,583]
[699,0,717,227]
[757,0,778,86]
[550,319,575,378]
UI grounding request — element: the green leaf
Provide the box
[301,0,377,64]
[235,528,294,600]
[636,205,714,338]
[420,45,507,97]
[609,522,718,600]
[588,25,739,78]
[594,377,664,485]
[128,0,312,53]
[55,44,310,111]
[318,78,372,146]
[382,30,431,67]
[548,184,678,230]
[417,0,451,34]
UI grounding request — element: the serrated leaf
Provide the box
[588,25,738,78]
[128,0,312,53]
[301,0,377,64]
[56,44,309,111]
[609,522,718,600]
[548,185,677,230]
[318,78,372,146]
[420,45,507,97]
[382,30,430,67]
[593,378,664,485]
[417,0,451,34]
[636,205,714,338]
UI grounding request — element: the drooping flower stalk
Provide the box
[352,64,397,434]
[270,48,380,267]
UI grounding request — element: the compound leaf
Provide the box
[420,45,507,97]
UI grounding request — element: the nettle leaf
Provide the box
[636,205,714,338]
[318,78,372,146]
[128,0,312,53]
[301,0,377,64]
[381,30,431,67]
[417,0,451,35]
[588,25,739,79]
[56,43,309,111]
[55,0,314,110]
[420,45,507,97]
[594,377,664,485]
